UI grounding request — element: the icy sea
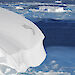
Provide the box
[1,2,75,75]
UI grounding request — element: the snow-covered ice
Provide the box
[0,7,46,73]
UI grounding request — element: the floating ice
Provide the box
[0,7,46,73]
[35,71,71,75]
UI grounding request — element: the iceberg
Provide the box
[0,7,46,73]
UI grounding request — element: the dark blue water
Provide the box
[27,19,75,75]
[19,7,75,74]
[34,19,75,47]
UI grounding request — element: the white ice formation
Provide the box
[0,7,46,73]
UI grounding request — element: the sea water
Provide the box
[0,2,75,75]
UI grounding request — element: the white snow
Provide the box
[35,70,71,75]
[0,7,46,73]
[15,6,24,10]
[0,70,4,75]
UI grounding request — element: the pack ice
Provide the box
[0,7,46,73]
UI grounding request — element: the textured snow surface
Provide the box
[0,7,46,73]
